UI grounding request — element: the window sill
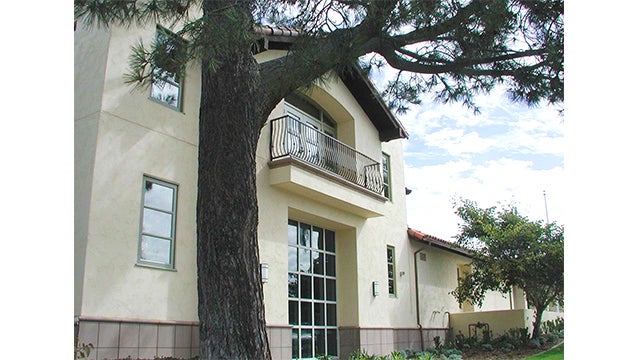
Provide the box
[148,96,185,114]
[135,262,177,272]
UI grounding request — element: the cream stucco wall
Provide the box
[75,23,112,315]
[450,309,564,338]
[77,20,495,339]
[75,22,200,322]
[254,74,415,329]
[410,244,514,330]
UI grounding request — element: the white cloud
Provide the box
[399,87,564,160]
[405,158,565,240]
[401,96,564,241]
[368,66,564,240]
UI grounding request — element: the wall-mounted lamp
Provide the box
[399,271,406,277]
[261,263,269,283]
[372,281,380,297]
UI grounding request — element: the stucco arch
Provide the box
[294,82,357,148]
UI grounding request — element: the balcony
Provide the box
[269,115,387,218]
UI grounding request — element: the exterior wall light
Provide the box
[261,263,269,283]
[372,281,380,297]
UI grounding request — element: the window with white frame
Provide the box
[138,176,177,269]
[150,26,185,111]
[382,153,391,199]
[288,220,338,359]
[387,245,396,296]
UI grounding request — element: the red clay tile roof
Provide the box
[407,228,472,257]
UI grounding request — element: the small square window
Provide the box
[138,176,178,269]
[150,27,185,111]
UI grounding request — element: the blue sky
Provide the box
[371,70,565,241]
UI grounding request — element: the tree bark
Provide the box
[531,305,545,340]
[195,8,270,358]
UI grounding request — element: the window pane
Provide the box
[288,273,299,298]
[142,208,173,238]
[389,280,395,294]
[313,277,325,300]
[289,246,298,272]
[289,301,299,325]
[312,227,323,249]
[140,235,171,264]
[151,81,180,108]
[314,303,325,325]
[301,302,312,325]
[388,264,394,279]
[387,247,394,263]
[327,329,338,356]
[300,249,311,273]
[292,329,299,359]
[325,231,335,252]
[326,279,336,301]
[301,275,312,299]
[300,223,311,247]
[312,251,324,275]
[288,221,298,245]
[314,329,326,357]
[325,254,335,277]
[326,304,337,326]
[143,181,174,211]
[301,329,313,359]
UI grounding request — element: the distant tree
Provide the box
[451,199,563,339]
[75,1,564,358]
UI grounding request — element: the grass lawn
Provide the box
[524,343,564,360]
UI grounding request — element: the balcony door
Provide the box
[284,95,337,170]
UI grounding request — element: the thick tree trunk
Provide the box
[195,24,271,360]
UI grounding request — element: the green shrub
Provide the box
[529,337,543,349]
[480,343,493,351]
[388,351,407,360]
[542,317,564,336]
[348,349,379,360]
[74,337,94,360]
[500,342,514,351]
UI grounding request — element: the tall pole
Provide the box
[543,190,549,224]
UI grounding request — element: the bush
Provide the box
[74,337,94,360]
[542,317,564,336]
[348,349,381,360]
[500,342,514,351]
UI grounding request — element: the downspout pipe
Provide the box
[414,248,425,351]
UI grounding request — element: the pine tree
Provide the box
[75,1,563,358]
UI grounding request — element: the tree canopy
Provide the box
[451,199,564,339]
[75,0,563,114]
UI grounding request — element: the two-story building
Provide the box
[75,21,552,360]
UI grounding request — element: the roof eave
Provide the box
[407,228,473,258]
[254,27,409,142]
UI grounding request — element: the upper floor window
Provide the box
[285,93,337,138]
[138,176,178,269]
[150,26,185,111]
[387,245,396,296]
[382,153,391,199]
